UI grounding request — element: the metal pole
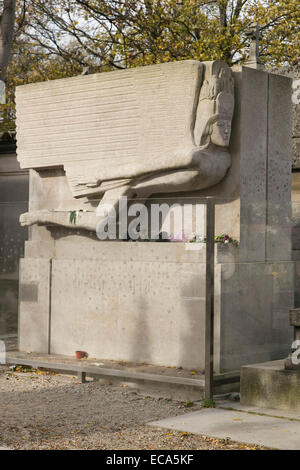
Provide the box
[204,198,215,400]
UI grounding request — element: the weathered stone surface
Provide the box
[239,67,268,262]
[18,258,51,353]
[17,241,293,372]
[49,256,207,369]
[238,68,292,262]
[244,23,263,70]
[290,309,300,327]
[270,66,300,168]
[17,61,205,170]
[266,72,292,261]
[17,61,234,195]
[284,355,300,371]
[19,282,38,302]
[241,360,300,411]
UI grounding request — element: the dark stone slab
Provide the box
[19,282,38,302]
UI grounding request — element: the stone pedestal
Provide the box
[18,240,294,372]
[241,360,300,411]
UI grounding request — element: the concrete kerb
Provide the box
[4,352,240,401]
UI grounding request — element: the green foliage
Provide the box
[189,234,239,245]
[201,398,216,408]
[1,0,299,131]
[214,234,239,246]
[185,401,194,408]
[17,0,299,69]
[69,210,77,224]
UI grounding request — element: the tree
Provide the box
[2,1,82,131]
[2,0,299,132]
[0,0,16,103]
[17,0,300,71]
[0,0,16,82]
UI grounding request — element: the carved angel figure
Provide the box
[18,60,234,232]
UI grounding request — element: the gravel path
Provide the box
[0,365,263,450]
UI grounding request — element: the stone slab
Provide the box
[24,239,239,264]
[16,61,203,170]
[239,67,268,262]
[240,360,300,411]
[18,251,294,372]
[5,351,240,401]
[49,258,207,369]
[149,407,300,450]
[266,73,292,261]
[217,401,300,421]
[18,258,51,353]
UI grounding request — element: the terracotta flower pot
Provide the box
[75,350,87,360]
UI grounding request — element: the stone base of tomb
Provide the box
[18,240,294,373]
[5,350,241,401]
[241,360,300,411]
[284,355,300,370]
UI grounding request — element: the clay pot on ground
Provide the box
[75,350,87,360]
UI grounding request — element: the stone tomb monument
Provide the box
[16,60,294,373]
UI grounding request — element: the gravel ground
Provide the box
[0,365,264,450]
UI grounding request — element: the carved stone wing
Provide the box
[16,60,204,198]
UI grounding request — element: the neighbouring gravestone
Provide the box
[14,60,294,373]
[240,307,300,412]
[245,23,264,71]
[284,309,300,371]
[0,139,28,340]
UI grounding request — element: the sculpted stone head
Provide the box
[203,90,234,147]
[194,61,234,148]
[210,115,232,147]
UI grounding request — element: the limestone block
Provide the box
[239,67,268,262]
[18,258,51,353]
[241,360,300,411]
[266,73,292,261]
[16,61,203,169]
[49,258,207,370]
